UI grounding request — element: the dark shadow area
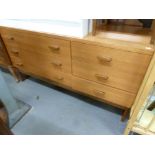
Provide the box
[0,68,123,117]
[30,77,123,116]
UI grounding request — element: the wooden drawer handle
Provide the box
[51,61,62,67]
[49,45,60,51]
[16,63,23,66]
[9,37,15,41]
[97,56,112,62]
[93,89,105,96]
[55,76,64,81]
[95,74,109,80]
[11,49,19,54]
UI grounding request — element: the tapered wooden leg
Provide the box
[121,109,129,121]
[8,66,23,82]
[18,73,29,81]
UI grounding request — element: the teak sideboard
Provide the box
[0,26,154,120]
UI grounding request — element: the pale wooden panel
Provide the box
[16,49,70,72]
[0,28,71,57]
[83,34,154,55]
[72,76,136,108]
[71,41,152,93]
[0,57,5,65]
[0,51,5,65]
[4,46,72,87]
[0,35,11,66]
[1,28,72,74]
[19,64,73,88]
[1,28,72,86]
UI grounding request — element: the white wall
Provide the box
[0,19,90,38]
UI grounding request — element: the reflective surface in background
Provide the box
[136,84,155,133]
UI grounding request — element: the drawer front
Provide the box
[1,28,72,87]
[0,54,6,65]
[9,48,72,87]
[0,55,8,66]
[72,76,136,108]
[45,71,72,88]
[1,29,71,73]
[15,49,69,72]
[18,60,72,88]
[0,37,9,66]
[1,30,24,65]
[0,30,21,51]
[0,57,5,65]
[0,49,3,59]
[72,41,152,93]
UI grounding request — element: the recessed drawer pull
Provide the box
[48,45,60,51]
[97,56,112,62]
[93,89,105,96]
[9,37,15,41]
[11,49,19,54]
[55,76,64,81]
[51,61,62,67]
[95,74,109,80]
[16,63,23,66]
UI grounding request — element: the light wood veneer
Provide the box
[0,26,154,112]
[71,41,152,93]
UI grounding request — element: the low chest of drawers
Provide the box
[0,26,154,120]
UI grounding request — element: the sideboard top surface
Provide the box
[0,25,154,55]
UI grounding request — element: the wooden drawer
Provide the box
[1,28,71,57]
[0,31,20,49]
[72,76,136,108]
[0,50,3,59]
[1,28,71,73]
[0,55,8,66]
[8,48,71,86]
[0,37,10,66]
[0,44,23,68]
[71,41,152,93]
[0,57,4,65]
[19,61,72,88]
[5,48,72,87]
[12,48,70,73]
[19,32,70,56]
[0,54,6,65]
[45,71,72,88]
[1,31,22,61]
